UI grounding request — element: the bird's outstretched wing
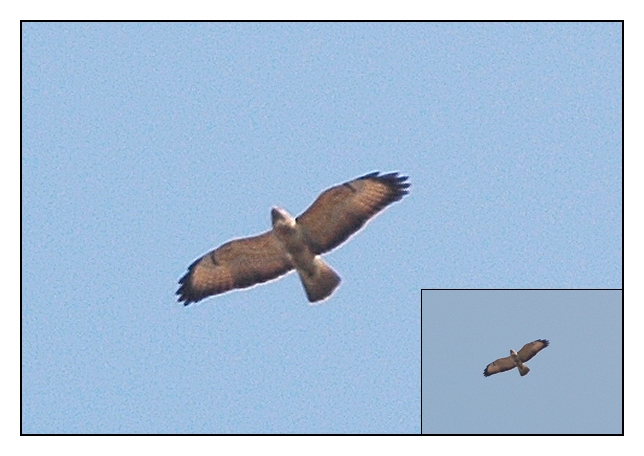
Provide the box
[177,231,294,305]
[483,356,516,377]
[517,339,550,362]
[296,172,410,254]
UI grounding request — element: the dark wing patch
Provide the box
[296,171,410,254]
[517,339,550,363]
[483,356,516,377]
[177,231,293,305]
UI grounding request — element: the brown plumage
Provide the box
[483,339,550,377]
[177,172,410,305]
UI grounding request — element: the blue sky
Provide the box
[422,289,622,434]
[22,22,621,435]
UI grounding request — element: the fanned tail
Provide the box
[298,258,341,303]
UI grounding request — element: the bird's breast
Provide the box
[274,224,316,273]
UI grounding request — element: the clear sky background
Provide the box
[22,22,621,435]
[422,289,622,434]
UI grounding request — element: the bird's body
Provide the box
[509,349,530,376]
[270,207,341,302]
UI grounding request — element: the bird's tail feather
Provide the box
[298,258,341,304]
[519,365,530,376]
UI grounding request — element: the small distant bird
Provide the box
[483,339,550,377]
[177,171,410,305]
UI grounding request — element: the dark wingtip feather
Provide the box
[358,171,411,202]
[176,267,200,306]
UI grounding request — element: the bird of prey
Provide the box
[483,339,550,377]
[177,171,410,305]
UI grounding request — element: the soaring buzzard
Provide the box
[177,171,410,305]
[483,339,549,377]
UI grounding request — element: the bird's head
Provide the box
[271,207,296,229]
[510,349,517,356]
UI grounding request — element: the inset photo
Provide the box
[421,289,622,435]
